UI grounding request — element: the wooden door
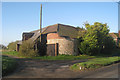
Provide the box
[47,43,58,56]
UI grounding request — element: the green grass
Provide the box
[70,56,120,70]
[2,51,96,60]
[2,55,17,76]
[31,54,95,60]
[2,49,120,61]
[2,51,28,58]
[2,51,19,56]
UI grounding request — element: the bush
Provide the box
[0,44,7,50]
[105,36,116,49]
[118,41,120,48]
[101,36,116,54]
[19,40,39,57]
[78,38,100,55]
[78,22,116,55]
[7,41,19,51]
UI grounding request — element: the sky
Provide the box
[2,2,118,46]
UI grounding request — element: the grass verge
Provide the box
[2,51,96,60]
[70,56,120,71]
[2,51,19,57]
[31,55,96,60]
[2,55,17,76]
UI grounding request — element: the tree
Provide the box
[7,41,19,51]
[0,44,7,50]
[78,22,115,55]
[77,26,86,38]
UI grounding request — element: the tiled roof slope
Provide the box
[42,24,58,34]
[29,24,58,42]
[29,24,80,42]
[58,24,78,38]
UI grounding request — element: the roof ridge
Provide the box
[30,23,80,34]
[58,23,76,28]
[41,24,58,34]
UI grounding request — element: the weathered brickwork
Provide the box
[18,24,80,55]
[47,38,79,55]
[47,33,64,39]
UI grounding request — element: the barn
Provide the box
[16,23,81,56]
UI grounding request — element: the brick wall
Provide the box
[47,38,79,55]
[47,33,64,39]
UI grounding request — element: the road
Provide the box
[3,57,120,78]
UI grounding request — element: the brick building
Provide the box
[16,23,120,56]
[109,32,119,46]
[16,23,81,56]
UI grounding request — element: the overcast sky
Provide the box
[2,2,118,46]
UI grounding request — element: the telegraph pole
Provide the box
[40,4,42,43]
[118,1,120,35]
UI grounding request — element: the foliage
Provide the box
[119,40,120,48]
[19,40,39,57]
[77,27,87,38]
[0,44,7,50]
[104,36,116,49]
[70,56,120,70]
[78,22,115,55]
[101,36,116,54]
[2,55,17,76]
[7,41,19,51]
[36,37,47,56]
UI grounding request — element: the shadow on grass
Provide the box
[2,55,19,76]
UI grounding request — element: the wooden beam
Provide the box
[55,43,58,56]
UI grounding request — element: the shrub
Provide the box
[7,41,19,51]
[19,40,39,57]
[36,37,47,56]
[78,22,116,55]
[78,38,100,55]
[118,41,120,48]
[101,36,116,54]
[0,44,7,50]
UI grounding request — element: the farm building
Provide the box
[16,23,120,56]
[16,23,81,56]
[109,32,119,46]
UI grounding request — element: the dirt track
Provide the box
[4,58,88,78]
[3,55,119,78]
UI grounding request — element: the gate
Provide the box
[47,43,58,56]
